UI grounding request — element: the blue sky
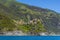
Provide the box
[16,0,60,13]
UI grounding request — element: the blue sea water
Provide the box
[0,36,60,40]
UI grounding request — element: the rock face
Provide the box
[0,31,27,36]
[4,31,27,36]
[0,31,59,36]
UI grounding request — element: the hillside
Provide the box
[0,0,60,35]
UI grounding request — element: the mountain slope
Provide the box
[0,14,16,32]
[0,0,60,35]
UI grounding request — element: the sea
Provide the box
[0,36,60,40]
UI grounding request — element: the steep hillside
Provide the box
[0,0,60,35]
[0,14,16,32]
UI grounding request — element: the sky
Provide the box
[16,0,60,13]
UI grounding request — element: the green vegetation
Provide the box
[0,14,16,32]
[0,0,60,35]
[17,19,46,34]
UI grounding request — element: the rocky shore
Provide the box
[0,31,59,36]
